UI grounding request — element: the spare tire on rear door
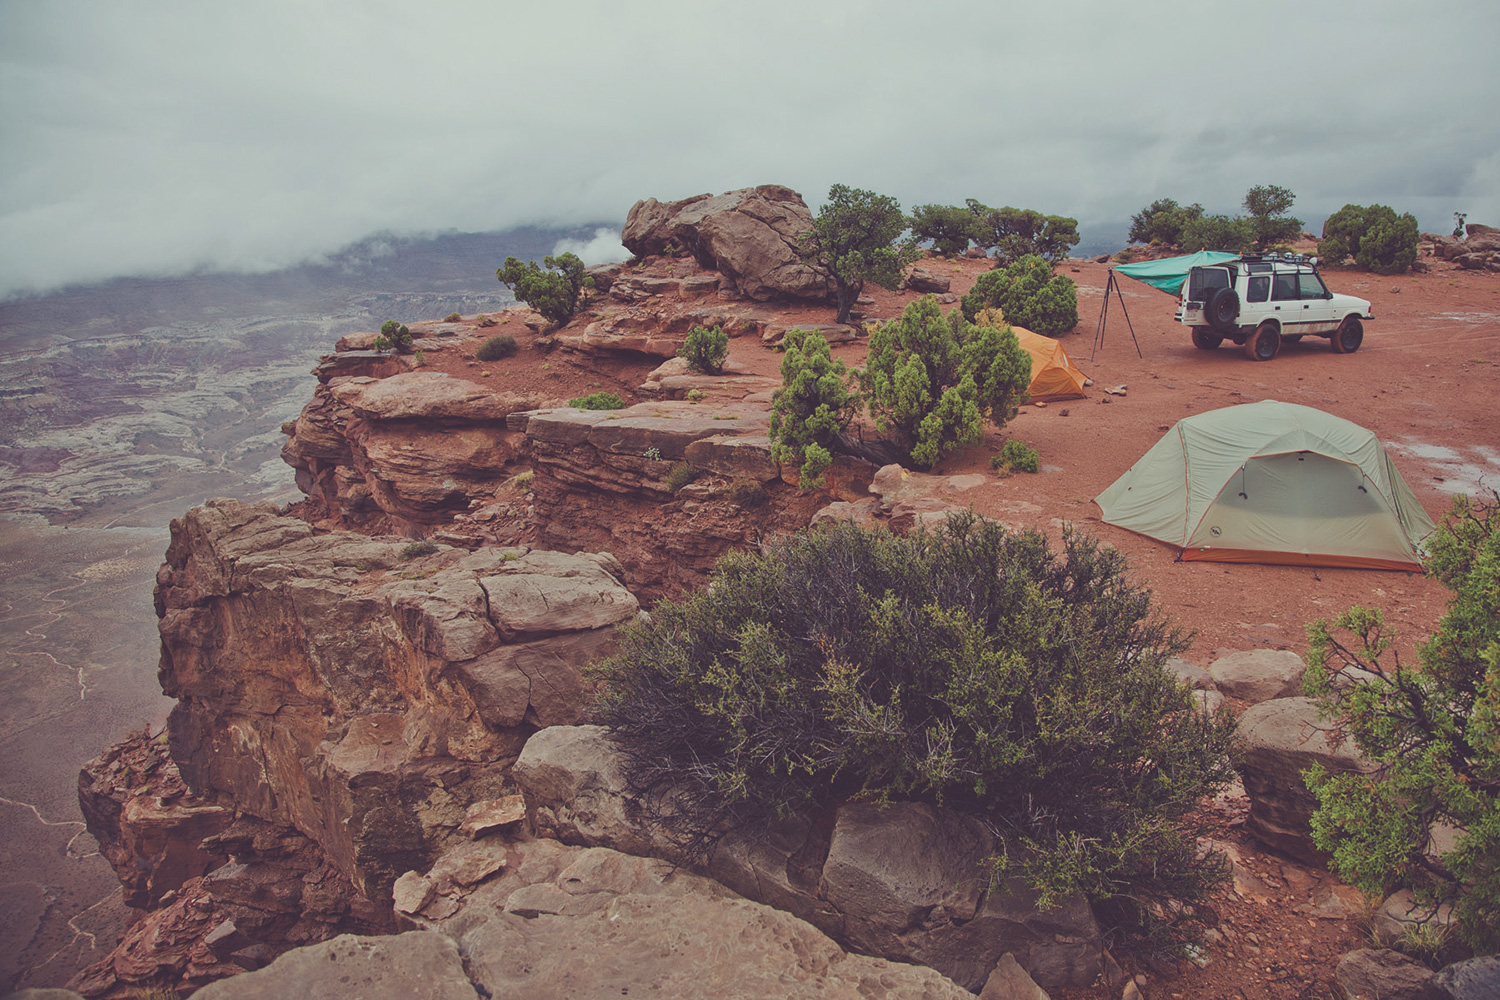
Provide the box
[1204,287,1240,332]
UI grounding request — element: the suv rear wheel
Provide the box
[1245,322,1281,362]
[1191,326,1222,350]
[1331,316,1363,354]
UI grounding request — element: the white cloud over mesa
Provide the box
[2,1,1496,299]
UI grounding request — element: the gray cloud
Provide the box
[3,0,1497,298]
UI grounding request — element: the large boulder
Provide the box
[511,725,1102,992]
[1430,956,1500,1000]
[1235,696,1373,861]
[1208,649,1306,703]
[394,838,974,1000]
[622,186,831,302]
[190,931,476,1000]
[1333,948,1434,1000]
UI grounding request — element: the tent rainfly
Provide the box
[1094,400,1436,571]
[1012,325,1088,402]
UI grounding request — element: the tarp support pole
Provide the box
[1091,270,1143,361]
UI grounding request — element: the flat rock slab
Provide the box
[1335,948,1434,1000]
[191,932,476,1000]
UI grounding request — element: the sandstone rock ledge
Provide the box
[154,498,637,900]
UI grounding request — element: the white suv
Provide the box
[1176,253,1373,361]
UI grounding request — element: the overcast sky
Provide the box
[3,1,1496,299]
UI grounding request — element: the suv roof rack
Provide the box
[1237,251,1316,265]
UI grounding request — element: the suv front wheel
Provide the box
[1245,322,1281,362]
[1331,316,1363,354]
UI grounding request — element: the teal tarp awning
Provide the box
[1112,250,1240,295]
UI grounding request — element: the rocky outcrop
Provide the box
[511,402,843,597]
[1421,226,1500,271]
[510,725,1103,992]
[69,815,391,999]
[280,370,549,532]
[622,186,831,302]
[153,498,637,899]
[561,301,769,358]
[1234,697,1373,862]
[76,731,232,910]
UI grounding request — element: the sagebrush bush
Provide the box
[993,439,1039,474]
[593,513,1237,923]
[1304,490,1500,953]
[726,476,767,508]
[570,391,625,410]
[664,461,699,493]
[444,312,462,323]
[475,334,518,361]
[960,255,1078,338]
[678,324,729,374]
[862,297,1031,468]
[400,540,439,560]
[769,329,860,489]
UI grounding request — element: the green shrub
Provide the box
[475,334,518,361]
[376,320,413,354]
[685,388,706,402]
[1178,213,1254,253]
[678,324,729,374]
[769,329,861,489]
[960,254,1079,339]
[643,446,662,462]
[863,297,1031,469]
[400,540,439,560]
[909,203,979,257]
[993,439,1039,474]
[444,312,462,323]
[570,391,626,410]
[664,461,699,493]
[593,513,1237,923]
[1127,198,1205,246]
[966,200,1079,263]
[496,252,593,326]
[1304,490,1500,953]
[1320,203,1419,274]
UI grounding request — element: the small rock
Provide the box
[392,872,436,914]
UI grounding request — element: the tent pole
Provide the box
[1114,271,1143,359]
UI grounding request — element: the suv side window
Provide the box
[1247,276,1270,303]
[1271,274,1298,300]
[1298,272,1329,299]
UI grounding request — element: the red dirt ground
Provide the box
[411,249,1499,999]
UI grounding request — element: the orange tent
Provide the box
[1012,326,1088,402]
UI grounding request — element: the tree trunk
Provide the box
[834,280,862,325]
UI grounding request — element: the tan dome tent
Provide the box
[1013,325,1089,402]
[1094,400,1435,570]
